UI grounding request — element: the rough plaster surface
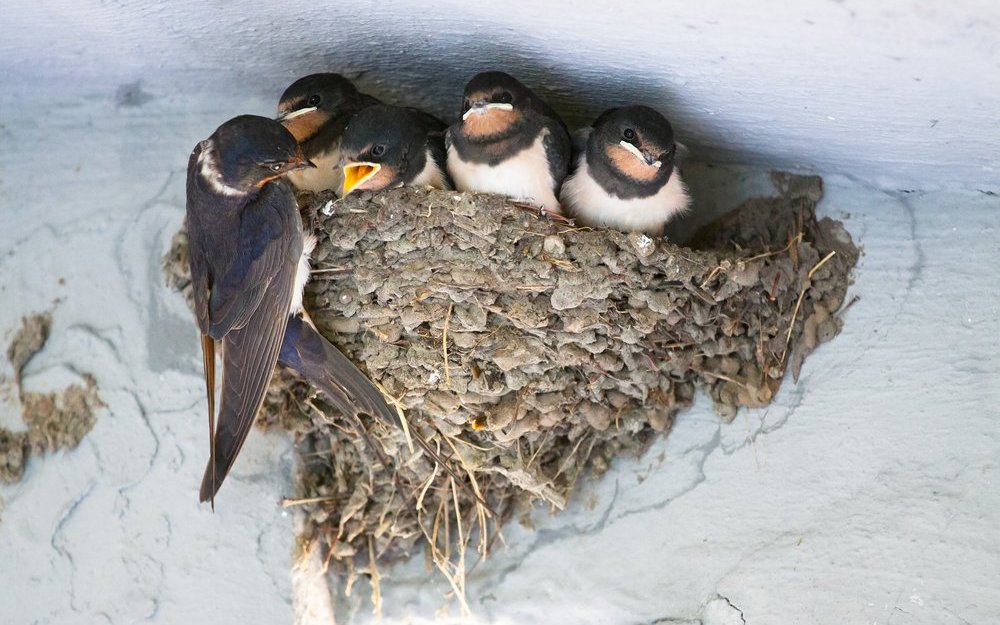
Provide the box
[1,2,999,624]
[2,0,999,189]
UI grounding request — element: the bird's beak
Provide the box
[341,162,381,195]
[619,140,662,169]
[255,157,315,187]
[462,100,514,121]
[277,106,317,122]
[291,149,316,170]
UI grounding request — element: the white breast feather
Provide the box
[560,156,690,235]
[410,148,450,189]
[447,131,559,211]
[289,232,317,315]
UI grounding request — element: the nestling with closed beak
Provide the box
[560,105,690,236]
[446,71,571,214]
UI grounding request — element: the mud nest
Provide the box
[1,313,102,487]
[164,171,857,582]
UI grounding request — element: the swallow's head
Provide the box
[276,73,361,142]
[457,71,533,141]
[591,105,676,185]
[208,115,315,189]
[339,105,435,195]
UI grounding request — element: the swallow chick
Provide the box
[446,71,570,213]
[276,73,380,193]
[560,106,690,236]
[339,104,452,196]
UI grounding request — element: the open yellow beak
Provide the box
[342,162,381,195]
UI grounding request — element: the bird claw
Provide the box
[511,201,575,225]
[541,207,574,225]
[511,200,540,210]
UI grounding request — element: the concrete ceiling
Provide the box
[3,0,999,188]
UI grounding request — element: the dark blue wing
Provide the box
[194,182,303,502]
[542,120,572,194]
[205,183,301,338]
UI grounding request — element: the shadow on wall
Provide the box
[263,22,787,175]
[261,32,805,232]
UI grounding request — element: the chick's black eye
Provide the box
[372,144,386,157]
[307,94,322,106]
[498,91,513,104]
[623,128,636,141]
[462,98,471,112]
[269,163,283,172]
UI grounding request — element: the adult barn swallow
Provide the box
[276,73,380,193]
[187,115,401,503]
[446,71,570,213]
[186,115,311,502]
[560,106,690,236]
[339,104,452,195]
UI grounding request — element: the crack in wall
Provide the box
[894,193,927,294]
[612,426,722,526]
[639,617,703,625]
[60,323,163,498]
[467,425,727,617]
[114,170,179,313]
[716,594,747,625]
[257,524,293,606]
[481,479,624,597]
[50,480,97,614]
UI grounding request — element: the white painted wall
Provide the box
[1,3,999,625]
[2,0,999,190]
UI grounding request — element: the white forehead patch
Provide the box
[618,140,661,169]
[197,140,246,197]
[462,102,514,121]
[279,106,317,121]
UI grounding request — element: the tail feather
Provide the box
[199,288,291,504]
[278,314,399,428]
[279,314,489,509]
